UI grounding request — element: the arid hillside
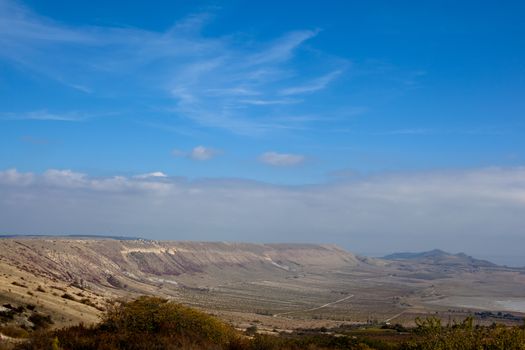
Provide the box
[1,237,524,335]
[0,239,361,290]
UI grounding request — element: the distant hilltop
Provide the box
[0,235,503,268]
[0,236,524,330]
[0,234,143,241]
[382,249,497,268]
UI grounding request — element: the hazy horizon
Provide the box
[1,1,524,266]
[1,230,524,268]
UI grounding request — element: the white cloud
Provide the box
[4,168,172,193]
[205,88,260,97]
[134,172,168,179]
[247,30,318,65]
[1,167,525,260]
[0,168,34,186]
[240,99,300,106]
[43,169,87,188]
[0,110,87,122]
[280,70,342,95]
[0,0,348,134]
[172,146,221,161]
[190,146,220,161]
[375,128,432,135]
[259,152,305,166]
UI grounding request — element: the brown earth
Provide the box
[0,238,524,335]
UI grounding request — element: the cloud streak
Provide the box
[172,146,222,161]
[280,70,343,95]
[0,110,88,122]
[134,172,168,179]
[259,152,306,166]
[190,146,220,161]
[0,0,348,134]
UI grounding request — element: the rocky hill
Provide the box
[0,238,361,291]
[383,249,497,268]
[1,237,524,334]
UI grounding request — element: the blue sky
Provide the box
[1,0,525,264]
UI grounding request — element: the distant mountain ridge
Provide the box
[0,238,362,291]
[0,234,143,240]
[383,249,454,260]
[1,237,525,331]
[383,249,497,267]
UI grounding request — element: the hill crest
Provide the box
[382,249,497,267]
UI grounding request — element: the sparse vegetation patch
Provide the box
[12,296,525,350]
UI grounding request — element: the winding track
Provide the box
[273,294,354,317]
[383,310,407,323]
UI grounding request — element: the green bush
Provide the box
[14,299,525,350]
[61,293,76,301]
[0,325,30,338]
[17,296,240,350]
[28,313,53,330]
[401,316,525,350]
[100,296,237,345]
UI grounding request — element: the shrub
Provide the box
[28,313,53,330]
[17,296,241,350]
[11,281,27,288]
[245,325,258,336]
[14,300,525,350]
[100,296,237,345]
[61,293,76,301]
[402,316,525,350]
[0,325,30,338]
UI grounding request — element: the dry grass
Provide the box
[0,237,524,335]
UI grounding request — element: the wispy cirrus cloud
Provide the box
[190,146,221,161]
[280,70,343,95]
[240,99,301,106]
[0,0,349,134]
[259,152,306,166]
[0,110,116,122]
[0,110,87,122]
[172,146,222,161]
[374,128,434,136]
[246,30,319,65]
[371,127,513,136]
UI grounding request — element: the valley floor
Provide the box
[1,238,524,336]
